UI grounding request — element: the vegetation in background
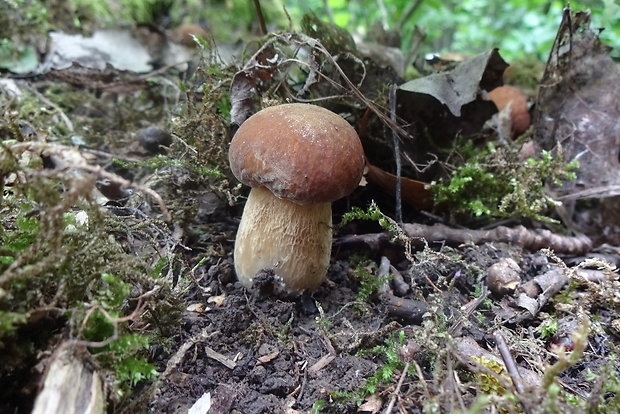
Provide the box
[284,0,620,61]
[4,0,618,73]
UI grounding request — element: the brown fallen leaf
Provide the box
[366,163,433,210]
[186,303,206,313]
[357,393,383,413]
[257,349,280,364]
[207,294,226,307]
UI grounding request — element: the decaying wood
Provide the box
[381,293,427,323]
[32,343,104,414]
[453,336,542,390]
[402,223,592,255]
[335,223,592,255]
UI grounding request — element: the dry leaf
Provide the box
[257,350,280,364]
[366,163,433,210]
[207,294,226,307]
[357,394,383,413]
[186,303,205,313]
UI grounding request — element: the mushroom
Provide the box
[488,85,530,135]
[228,103,365,294]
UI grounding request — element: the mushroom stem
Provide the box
[234,186,332,294]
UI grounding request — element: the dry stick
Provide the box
[279,33,415,148]
[389,84,403,223]
[25,83,74,132]
[493,331,525,394]
[397,0,425,30]
[383,361,410,414]
[274,33,416,157]
[71,287,159,349]
[204,346,237,369]
[252,0,267,36]
[447,353,467,412]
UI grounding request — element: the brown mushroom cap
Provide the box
[488,85,531,135]
[229,103,365,204]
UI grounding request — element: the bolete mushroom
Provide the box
[229,103,365,294]
[488,85,530,135]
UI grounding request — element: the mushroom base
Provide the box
[233,186,332,294]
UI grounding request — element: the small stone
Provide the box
[138,126,172,153]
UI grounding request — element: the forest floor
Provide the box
[1,7,620,414]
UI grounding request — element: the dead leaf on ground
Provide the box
[399,49,506,117]
[365,163,433,210]
[396,49,507,175]
[357,393,383,413]
[230,42,280,125]
[257,349,280,364]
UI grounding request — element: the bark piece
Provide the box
[32,343,104,414]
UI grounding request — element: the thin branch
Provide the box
[25,83,74,132]
[494,331,525,394]
[252,0,268,35]
[389,84,403,223]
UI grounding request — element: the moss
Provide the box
[431,140,578,223]
[0,138,182,401]
[301,10,357,55]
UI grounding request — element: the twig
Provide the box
[71,286,159,348]
[383,361,409,414]
[275,33,414,147]
[381,293,427,323]
[493,331,525,394]
[204,346,237,369]
[25,83,74,132]
[389,84,403,223]
[252,0,268,35]
[4,141,172,221]
[77,164,171,222]
[401,222,592,255]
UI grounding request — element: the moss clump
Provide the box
[431,140,578,222]
[0,137,181,403]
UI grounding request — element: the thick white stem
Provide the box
[233,186,332,294]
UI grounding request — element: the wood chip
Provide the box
[204,346,237,369]
[307,354,335,377]
[257,349,280,364]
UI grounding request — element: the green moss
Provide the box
[352,264,392,301]
[0,138,181,400]
[340,202,397,232]
[538,317,559,340]
[331,330,408,405]
[432,140,578,223]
